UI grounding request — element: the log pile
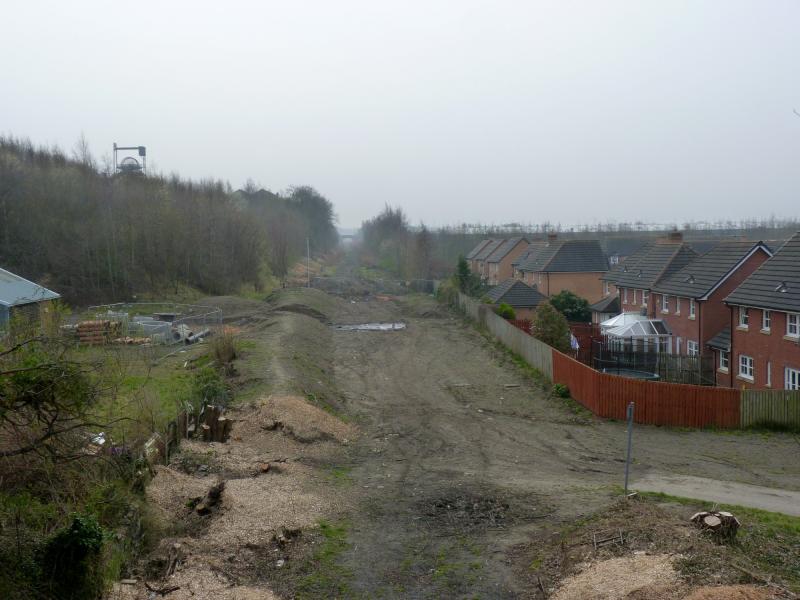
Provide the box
[77,320,122,345]
[111,336,151,345]
[690,510,740,541]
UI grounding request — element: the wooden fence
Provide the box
[740,390,800,429]
[457,293,553,379]
[453,292,800,430]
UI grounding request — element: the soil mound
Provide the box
[257,395,355,444]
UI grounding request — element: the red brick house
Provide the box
[471,239,504,281]
[604,233,697,318]
[465,239,493,273]
[650,240,772,359]
[485,237,530,285]
[514,238,609,303]
[719,233,800,390]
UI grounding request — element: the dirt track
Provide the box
[328,293,800,598]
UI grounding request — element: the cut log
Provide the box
[703,515,722,528]
[200,424,211,442]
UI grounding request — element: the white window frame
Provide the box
[642,290,649,307]
[687,340,698,356]
[739,307,749,328]
[767,361,772,387]
[738,354,754,380]
[676,337,682,354]
[786,367,800,391]
[603,281,610,296]
[675,297,681,314]
[719,350,729,371]
[623,288,628,304]
[762,310,771,332]
[661,294,669,313]
[689,298,696,319]
[787,313,800,337]
[633,289,637,304]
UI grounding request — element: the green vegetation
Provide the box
[494,302,516,320]
[296,520,353,598]
[549,290,591,323]
[0,136,338,304]
[533,301,571,352]
[552,383,570,398]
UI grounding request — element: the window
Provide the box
[661,294,669,313]
[788,313,800,337]
[687,340,698,356]
[767,361,772,387]
[719,351,729,371]
[642,290,649,306]
[689,299,696,318]
[762,310,771,331]
[786,368,800,391]
[676,337,682,354]
[739,307,749,328]
[738,354,754,380]
[675,297,681,314]
[623,288,629,304]
[603,281,610,296]
[633,289,637,304]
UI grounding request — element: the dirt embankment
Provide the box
[110,291,356,600]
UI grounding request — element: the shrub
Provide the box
[40,513,105,600]
[495,302,516,320]
[552,383,570,398]
[190,366,229,410]
[211,328,238,375]
[549,290,591,323]
[533,301,571,352]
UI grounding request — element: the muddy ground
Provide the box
[327,292,800,598]
[116,286,800,599]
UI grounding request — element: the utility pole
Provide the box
[306,237,311,288]
[624,401,634,495]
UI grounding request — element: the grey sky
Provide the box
[2,1,799,228]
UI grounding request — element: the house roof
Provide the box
[725,232,800,312]
[512,241,545,267]
[604,238,649,258]
[589,295,620,314]
[706,326,731,351]
[486,279,548,308]
[473,239,504,261]
[607,242,697,289]
[466,239,492,260]
[0,267,60,307]
[517,239,608,273]
[486,237,529,263]
[651,241,772,300]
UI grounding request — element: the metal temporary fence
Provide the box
[78,302,223,361]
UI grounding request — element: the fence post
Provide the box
[624,401,634,495]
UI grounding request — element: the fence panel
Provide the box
[552,351,599,413]
[459,293,553,378]
[741,390,800,429]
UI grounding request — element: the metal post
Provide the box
[624,401,634,495]
[306,237,311,288]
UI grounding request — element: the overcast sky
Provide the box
[2,1,799,228]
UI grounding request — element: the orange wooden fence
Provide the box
[552,351,740,428]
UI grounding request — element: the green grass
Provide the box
[296,520,353,599]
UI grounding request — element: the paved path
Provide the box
[633,473,800,516]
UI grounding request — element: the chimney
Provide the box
[667,231,683,242]
[547,233,558,242]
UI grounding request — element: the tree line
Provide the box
[0,136,338,304]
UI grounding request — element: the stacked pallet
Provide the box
[77,320,122,345]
